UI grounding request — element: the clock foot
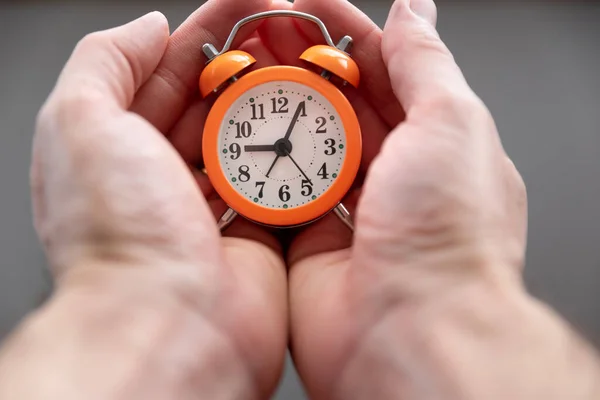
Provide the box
[218,208,238,232]
[334,203,355,232]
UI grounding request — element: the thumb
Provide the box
[407,0,438,27]
[382,0,473,111]
[49,11,169,112]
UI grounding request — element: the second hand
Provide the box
[285,150,313,184]
[265,155,280,178]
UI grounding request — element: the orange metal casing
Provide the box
[300,45,360,88]
[199,51,257,98]
[202,66,362,227]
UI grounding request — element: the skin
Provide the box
[0,0,599,399]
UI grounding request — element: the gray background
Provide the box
[0,1,599,398]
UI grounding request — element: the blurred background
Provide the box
[0,1,599,399]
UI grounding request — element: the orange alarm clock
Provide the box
[199,11,362,231]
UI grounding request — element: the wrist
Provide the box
[332,280,600,400]
[0,262,260,400]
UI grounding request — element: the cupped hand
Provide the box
[272,0,600,399]
[0,2,291,399]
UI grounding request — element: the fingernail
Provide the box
[410,0,437,26]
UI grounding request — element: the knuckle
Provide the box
[45,89,105,131]
[36,30,114,134]
[513,169,528,199]
[506,158,528,203]
[58,89,104,113]
[73,30,138,102]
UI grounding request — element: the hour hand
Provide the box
[245,144,276,152]
[283,101,306,141]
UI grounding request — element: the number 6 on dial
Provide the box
[199,11,362,231]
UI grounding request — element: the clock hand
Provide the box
[262,102,304,177]
[265,155,280,178]
[245,144,276,152]
[264,138,293,178]
[285,150,313,185]
[283,101,306,141]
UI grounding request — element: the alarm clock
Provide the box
[199,10,362,232]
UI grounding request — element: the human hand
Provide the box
[271,0,600,398]
[0,2,290,399]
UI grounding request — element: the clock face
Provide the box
[217,81,346,210]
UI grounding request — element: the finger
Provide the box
[168,99,212,166]
[240,35,282,70]
[382,0,475,110]
[256,0,310,66]
[293,0,405,128]
[130,0,272,134]
[46,11,169,113]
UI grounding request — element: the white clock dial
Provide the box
[217,81,346,210]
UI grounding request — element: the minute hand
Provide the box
[283,101,306,141]
[285,151,312,185]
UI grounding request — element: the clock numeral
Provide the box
[324,139,337,156]
[251,103,265,120]
[229,143,241,160]
[238,165,251,183]
[317,163,329,180]
[271,97,289,114]
[279,185,291,203]
[315,117,327,134]
[298,101,307,117]
[301,179,313,197]
[235,121,252,139]
[255,181,266,199]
